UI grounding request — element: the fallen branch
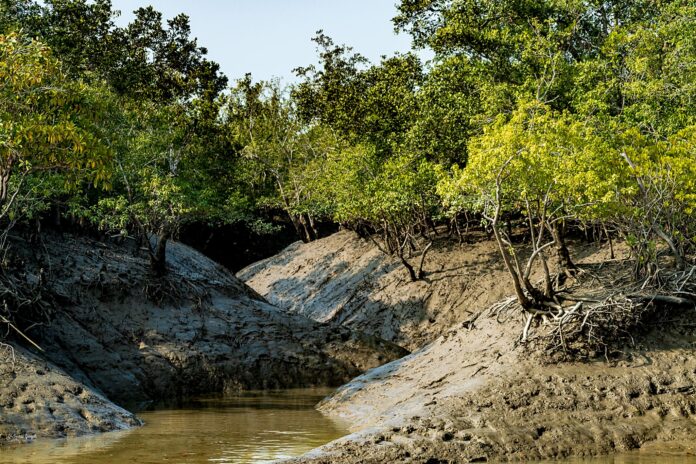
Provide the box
[0,313,43,352]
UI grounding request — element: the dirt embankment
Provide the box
[238,230,696,463]
[1,232,406,444]
[238,230,614,351]
[285,308,696,463]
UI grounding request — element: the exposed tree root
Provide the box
[529,265,696,358]
[0,340,16,368]
[0,249,52,358]
[479,264,696,357]
[141,271,211,307]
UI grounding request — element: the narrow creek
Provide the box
[2,388,696,464]
[0,389,347,464]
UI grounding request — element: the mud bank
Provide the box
[0,345,140,444]
[238,231,696,463]
[1,232,406,444]
[238,230,615,350]
[283,306,696,463]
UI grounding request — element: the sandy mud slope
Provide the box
[239,231,696,463]
[239,230,617,350]
[283,296,696,463]
[0,345,140,444]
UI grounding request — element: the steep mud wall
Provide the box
[1,232,407,444]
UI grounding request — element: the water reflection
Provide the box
[0,389,347,464]
[549,452,696,464]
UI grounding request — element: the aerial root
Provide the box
[487,296,518,323]
[0,267,50,354]
[522,312,534,342]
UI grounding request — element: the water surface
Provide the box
[0,389,347,464]
[552,455,696,464]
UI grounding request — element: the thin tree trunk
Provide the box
[0,170,10,208]
[307,213,319,240]
[491,198,530,309]
[151,231,170,275]
[396,229,418,282]
[603,224,615,260]
[464,212,470,241]
[552,222,577,272]
[289,214,305,242]
[453,217,463,244]
[652,224,685,270]
[417,241,433,280]
[399,254,418,282]
[298,214,316,242]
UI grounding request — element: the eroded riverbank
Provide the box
[0,232,405,446]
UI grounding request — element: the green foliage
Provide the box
[293,33,422,154]
[316,141,440,280]
[227,76,344,241]
[2,0,227,101]
[76,96,248,251]
[326,147,438,228]
[1,0,693,283]
[0,32,112,224]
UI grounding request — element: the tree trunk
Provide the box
[452,217,463,244]
[307,213,320,240]
[552,222,576,272]
[298,214,313,242]
[400,255,418,282]
[150,232,170,275]
[417,241,433,280]
[603,224,615,259]
[490,192,531,310]
[652,224,685,270]
[289,214,306,242]
[0,168,10,207]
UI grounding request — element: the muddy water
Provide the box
[0,389,347,464]
[554,456,696,464]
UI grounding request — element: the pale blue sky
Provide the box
[111,0,425,84]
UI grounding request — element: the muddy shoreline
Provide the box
[3,229,696,463]
[284,314,696,463]
[241,231,696,463]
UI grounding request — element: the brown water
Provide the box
[0,389,347,464]
[548,456,696,464]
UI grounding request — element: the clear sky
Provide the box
[110,0,422,85]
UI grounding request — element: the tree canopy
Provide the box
[0,0,693,302]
